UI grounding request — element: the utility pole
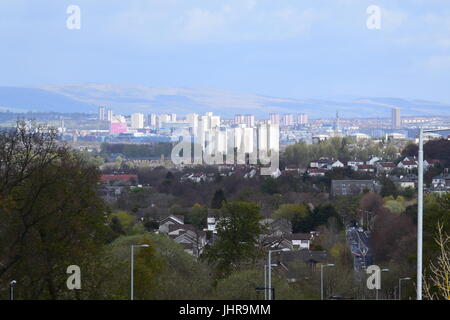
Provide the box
[417,128,424,300]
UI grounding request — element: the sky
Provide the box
[0,0,450,102]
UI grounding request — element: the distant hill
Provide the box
[0,87,96,113]
[0,83,449,118]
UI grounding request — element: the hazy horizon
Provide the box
[1,1,450,103]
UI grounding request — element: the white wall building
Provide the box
[131,113,144,129]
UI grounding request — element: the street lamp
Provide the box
[376,269,389,300]
[267,248,289,300]
[417,127,450,300]
[321,264,335,300]
[399,277,411,300]
[9,280,17,300]
[131,244,150,300]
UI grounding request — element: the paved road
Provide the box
[347,227,373,272]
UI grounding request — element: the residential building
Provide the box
[269,113,280,125]
[392,107,401,129]
[331,180,377,196]
[98,106,106,121]
[131,113,144,129]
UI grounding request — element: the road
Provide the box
[346,226,373,272]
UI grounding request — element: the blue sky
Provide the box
[1,0,450,102]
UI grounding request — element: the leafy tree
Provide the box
[203,202,264,277]
[311,204,343,231]
[261,177,279,195]
[186,203,208,230]
[380,177,399,197]
[211,189,227,209]
[110,211,135,234]
[213,268,303,300]
[0,122,108,299]
[273,203,310,233]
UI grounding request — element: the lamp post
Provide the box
[267,250,280,301]
[9,280,16,300]
[417,127,450,300]
[399,277,411,300]
[267,249,289,300]
[131,244,150,300]
[376,269,389,300]
[321,264,335,300]
[264,265,267,300]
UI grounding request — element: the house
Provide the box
[310,158,332,169]
[307,168,326,177]
[98,185,124,202]
[260,218,292,237]
[376,162,396,174]
[347,159,365,170]
[397,160,418,171]
[285,233,314,250]
[159,215,207,256]
[261,236,294,251]
[100,174,139,185]
[390,175,417,189]
[367,156,382,165]
[310,158,344,171]
[284,165,307,174]
[331,180,377,196]
[330,160,345,169]
[270,168,282,179]
[158,215,184,234]
[431,174,450,189]
[356,164,375,173]
[278,250,329,281]
[168,224,207,257]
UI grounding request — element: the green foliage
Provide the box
[100,142,172,159]
[424,193,450,260]
[261,177,279,195]
[89,233,213,300]
[0,122,109,299]
[274,203,309,233]
[380,177,399,198]
[384,196,407,215]
[212,268,304,300]
[211,189,227,209]
[110,211,135,234]
[283,137,399,167]
[186,203,208,230]
[203,202,265,277]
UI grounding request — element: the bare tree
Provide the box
[424,223,450,300]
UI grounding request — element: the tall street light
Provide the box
[321,264,335,300]
[9,280,17,300]
[376,268,389,300]
[267,249,289,300]
[417,127,450,300]
[399,277,412,300]
[131,244,150,300]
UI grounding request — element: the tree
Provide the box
[424,223,450,300]
[203,202,264,277]
[0,122,108,299]
[211,189,227,209]
[311,204,343,231]
[380,177,398,197]
[186,203,208,230]
[273,203,310,233]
